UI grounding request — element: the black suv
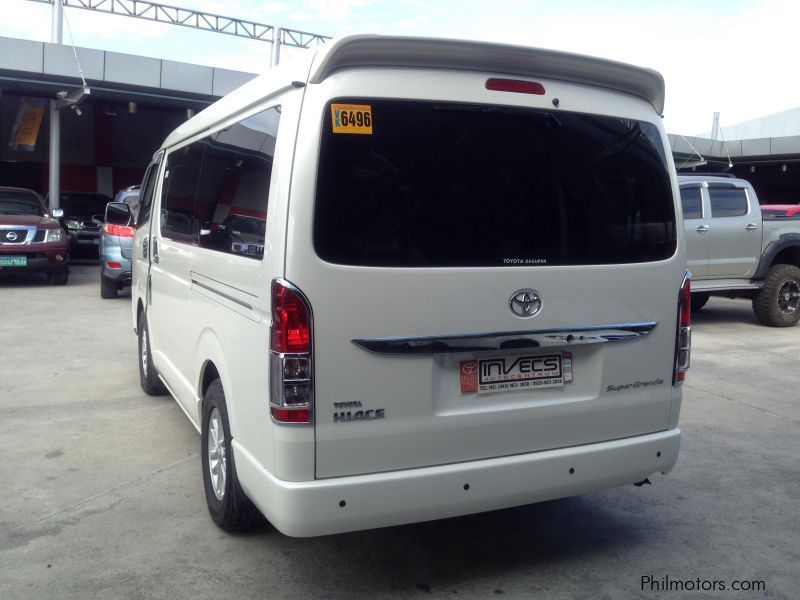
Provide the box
[47,192,112,256]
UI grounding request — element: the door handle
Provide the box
[745,223,758,232]
[142,235,149,259]
[152,238,160,264]
[695,225,710,233]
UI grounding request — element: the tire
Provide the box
[137,311,168,395]
[100,275,118,299]
[47,270,69,285]
[753,264,800,327]
[201,379,261,532]
[691,292,710,313]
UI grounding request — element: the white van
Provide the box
[130,35,690,537]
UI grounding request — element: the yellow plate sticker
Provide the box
[331,103,373,134]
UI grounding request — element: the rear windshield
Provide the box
[314,99,676,267]
[0,191,44,216]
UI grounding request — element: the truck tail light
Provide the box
[673,272,691,384]
[270,279,313,424]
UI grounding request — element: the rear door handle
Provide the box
[745,223,758,232]
[152,238,160,264]
[695,225,710,233]
[142,235,149,259]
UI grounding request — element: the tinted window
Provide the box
[195,107,280,260]
[161,142,205,244]
[709,187,747,217]
[136,159,160,228]
[314,99,676,267]
[680,187,703,219]
[0,191,45,216]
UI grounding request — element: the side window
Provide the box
[161,141,205,245]
[679,187,703,219]
[196,106,281,260]
[709,187,748,218]
[135,154,161,228]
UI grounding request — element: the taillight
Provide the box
[674,272,691,384]
[270,279,313,424]
[485,78,546,95]
[103,223,135,238]
[106,262,122,269]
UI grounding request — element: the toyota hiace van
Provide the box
[130,35,689,537]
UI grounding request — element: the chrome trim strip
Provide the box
[191,278,253,310]
[352,322,658,355]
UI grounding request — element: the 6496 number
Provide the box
[340,110,371,128]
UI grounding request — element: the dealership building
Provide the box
[0,35,255,198]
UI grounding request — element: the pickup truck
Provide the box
[679,174,800,326]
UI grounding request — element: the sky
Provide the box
[1,0,799,136]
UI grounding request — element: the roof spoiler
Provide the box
[308,35,665,114]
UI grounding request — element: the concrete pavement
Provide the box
[1,266,798,598]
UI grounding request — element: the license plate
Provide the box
[0,256,26,267]
[460,352,573,394]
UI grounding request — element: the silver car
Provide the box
[99,202,134,298]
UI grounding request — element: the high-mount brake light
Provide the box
[485,78,546,95]
[674,272,691,384]
[270,280,313,424]
[103,223,135,238]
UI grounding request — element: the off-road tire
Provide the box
[100,275,118,299]
[753,264,800,327]
[138,311,168,395]
[201,379,262,532]
[47,270,69,285]
[691,293,710,313]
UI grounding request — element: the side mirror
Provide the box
[105,202,132,226]
[51,208,64,218]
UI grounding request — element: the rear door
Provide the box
[680,184,709,277]
[706,184,761,277]
[287,74,683,479]
[132,154,162,323]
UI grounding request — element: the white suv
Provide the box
[131,35,689,537]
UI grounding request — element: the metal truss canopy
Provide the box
[28,0,330,48]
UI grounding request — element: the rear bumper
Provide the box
[234,427,680,537]
[67,230,101,251]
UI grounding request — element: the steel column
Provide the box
[48,0,63,210]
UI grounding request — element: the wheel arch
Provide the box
[195,328,239,437]
[754,235,800,280]
[135,298,145,334]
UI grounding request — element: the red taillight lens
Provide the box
[485,78,545,95]
[103,223,135,238]
[271,282,311,353]
[680,277,691,328]
[270,280,313,425]
[271,408,310,423]
[674,273,691,384]
[106,262,122,269]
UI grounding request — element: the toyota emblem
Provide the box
[6,231,18,242]
[509,289,542,318]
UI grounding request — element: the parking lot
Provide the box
[1,265,798,599]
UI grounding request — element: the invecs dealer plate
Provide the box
[460,353,572,394]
